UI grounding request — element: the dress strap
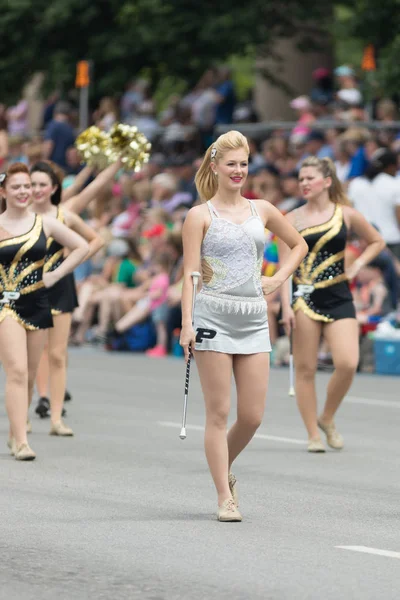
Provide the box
[249,200,260,218]
[207,201,220,219]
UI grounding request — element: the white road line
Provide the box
[346,396,400,409]
[336,546,400,560]
[158,421,305,445]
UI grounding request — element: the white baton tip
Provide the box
[191,271,201,282]
[179,428,187,440]
[289,387,295,397]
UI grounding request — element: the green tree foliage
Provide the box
[348,0,400,95]
[0,0,335,102]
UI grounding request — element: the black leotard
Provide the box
[0,215,53,330]
[293,204,356,322]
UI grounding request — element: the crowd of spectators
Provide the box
[1,63,400,371]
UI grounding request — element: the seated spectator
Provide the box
[72,238,142,344]
[114,253,172,357]
[353,260,392,326]
[356,235,399,310]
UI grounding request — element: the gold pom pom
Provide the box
[75,126,110,170]
[107,123,151,172]
[75,124,151,172]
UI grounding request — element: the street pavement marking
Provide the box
[346,396,400,409]
[158,421,306,445]
[336,546,400,560]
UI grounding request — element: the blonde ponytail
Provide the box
[194,130,250,201]
[301,155,350,205]
[194,145,218,201]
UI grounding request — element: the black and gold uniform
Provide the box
[0,215,53,330]
[293,203,356,322]
[44,206,78,315]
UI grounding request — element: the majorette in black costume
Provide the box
[293,204,356,322]
[0,215,52,330]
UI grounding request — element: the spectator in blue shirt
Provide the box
[43,102,75,170]
[214,67,236,125]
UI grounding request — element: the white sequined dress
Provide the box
[194,200,271,354]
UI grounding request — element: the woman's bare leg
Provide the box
[119,288,144,316]
[73,280,96,323]
[0,318,29,447]
[320,319,359,424]
[35,341,49,403]
[97,286,123,335]
[115,305,150,334]
[293,311,323,440]
[154,321,167,349]
[195,351,233,506]
[73,281,104,343]
[228,352,270,468]
[27,330,48,410]
[48,313,72,424]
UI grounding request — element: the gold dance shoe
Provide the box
[217,498,242,522]
[50,421,74,437]
[307,437,326,453]
[318,419,344,450]
[15,443,36,461]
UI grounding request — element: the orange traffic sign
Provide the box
[361,45,376,71]
[76,61,90,88]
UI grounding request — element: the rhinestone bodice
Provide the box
[197,201,266,315]
[0,215,46,302]
[292,204,353,322]
[294,204,347,288]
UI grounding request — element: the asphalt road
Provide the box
[1,349,400,600]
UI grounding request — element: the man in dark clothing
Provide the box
[214,67,236,125]
[43,102,75,171]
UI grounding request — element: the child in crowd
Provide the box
[353,260,392,326]
[114,253,171,356]
[72,238,142,344]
